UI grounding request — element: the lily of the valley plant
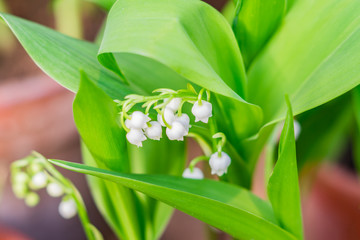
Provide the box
[2,0,360,239]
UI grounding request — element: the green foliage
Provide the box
[2,0,360,238]
[232,0,286,67]
[50,159,297,240]
[267,98,303,239]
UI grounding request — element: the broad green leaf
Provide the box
[100,0,246,98]
[232,0,286,67]
[0,13,134,99]
[296,94,353,170]
[267,98,303,240]
[50,160,297,240]
[248,0,360,125]
[74,73,142,240]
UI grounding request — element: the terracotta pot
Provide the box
[302,165,360,240]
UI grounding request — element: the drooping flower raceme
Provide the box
[209,151,231,176]
[117,85,213,146]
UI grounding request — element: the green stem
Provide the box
[189,156,209,171]
[53,0,83,39]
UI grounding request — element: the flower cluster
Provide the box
[11,153,77,219]
[116,85,212,147]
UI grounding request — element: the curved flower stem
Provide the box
[189,156,209,171]
[32,152,98,240]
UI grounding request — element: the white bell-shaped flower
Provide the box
[182,167,204,179]
[127,111,151,129]
[166,98,182,112]
[294,120,301,140]
[47,182,64,197]
[30,172,48,189]
[175,113,191,133]
[157,108,175,127]
[59,198,77,219]
[126,129,147,147]
[145,121,162,140]
[191,100,212,123]
[166,121,187,141]
[209,151,231,176]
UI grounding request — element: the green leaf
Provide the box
[86,0,116,11]
[267,97,303,240]
[0,13,134,99]
[248,0,360,125]
[49,159,297,240]
[232,0,286,67]
[74,73,142,240]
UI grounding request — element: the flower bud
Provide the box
[59,198,77,219]
[166,98,182,112]
[13,172,29,184]
[13,183,28,198]
[209,152,231,176]
[128,111,151,129]
[29,162,43,173]
[175,113,191,133]
[47,182,64,197]
[25,192,40,207]
[145,121,162,140]
[126,129,147,147]
[182,167,204,179]
[166,121,187,141]
[30,172,48,189]
[157,108,175,127]
[191,100,212,123]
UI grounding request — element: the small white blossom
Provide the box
[145,121,162,140]
[166,121,188,141]
[157,108,175,127]
[59,198,77,219]
[30,172,48,189]
[127,111,151,129]
[166,98,182,112]
[191,100,212,123]
[126,129,147,147]
[182,167,204,179]
[209,152,231,176]
[294,120,301,140]
[175,113,191,133]
[47,182,64,197]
